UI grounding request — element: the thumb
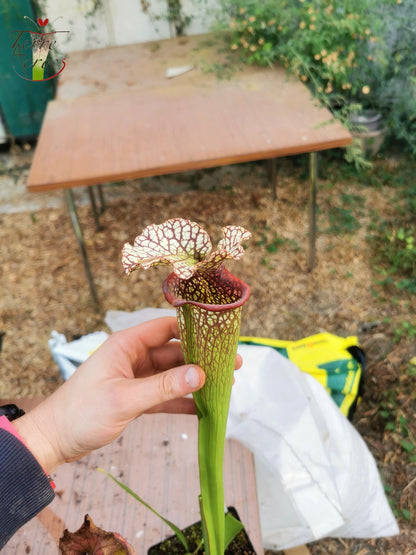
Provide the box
[124,365,205,416]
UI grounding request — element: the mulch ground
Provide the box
[0,147,415,553]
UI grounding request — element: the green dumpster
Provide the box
[0,0,56,140]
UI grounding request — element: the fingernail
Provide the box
[185,366,200,389]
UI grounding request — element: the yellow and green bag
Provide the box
[239,332,365,419]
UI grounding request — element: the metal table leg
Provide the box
[308,151,318,270]
[87,186,103,232]
[96,185,106,213]
[266,158,277,200]
[64,189,99,305]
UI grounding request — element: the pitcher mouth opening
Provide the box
[163,268,250,312]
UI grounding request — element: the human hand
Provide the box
[14,317,241,474]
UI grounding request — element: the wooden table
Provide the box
[2,399,263,554]
[27,34,351,303]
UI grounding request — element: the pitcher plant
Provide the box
[122,218,251,554]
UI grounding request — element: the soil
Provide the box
[148,507,256,554]
[0,144,415,554]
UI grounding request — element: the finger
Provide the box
[120,364,205,418]
[148,341,184,373]
[148,344,241,374]
[145,397,196,415]
[115,317,179,364]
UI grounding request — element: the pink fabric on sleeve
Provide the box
[0,415,29,447]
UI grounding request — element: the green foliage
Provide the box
[218,0,287,67]
[379,388,416,462]
[326,206,360,235]
[367,0,416,156]
[380,359,416,524]
[316,151,416,295]
[166,0,192,36]
[220,0,374,93]
[321,189,364,235]
[140,0,195,36]
[401,508,412,522]
[393,321,416,343]
[218,0,378,100]
[377,226,415,276]
[333,153,416,294]
[256,229,300,253]
[216,0,416,156]
[370,188,416,294]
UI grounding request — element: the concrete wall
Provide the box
[44,0,219,54]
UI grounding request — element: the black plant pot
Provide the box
[147,507,256,555]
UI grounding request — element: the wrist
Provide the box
[12,408,63,475]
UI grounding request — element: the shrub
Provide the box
[218,0,416,156]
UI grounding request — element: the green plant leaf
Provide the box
[401,508,411,522]
[98,468,190,553]
[400,440,415,454]
[224,511,244,549]
[198,494,209,555]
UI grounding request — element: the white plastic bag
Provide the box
[105,308,176,331]
[48,330,109,380]
[229,344,399,550]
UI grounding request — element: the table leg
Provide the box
[97,185,106,213]
[266,158,277,200]
[308,151,318,270]
[64,189,99,305]
[87,186,103,231]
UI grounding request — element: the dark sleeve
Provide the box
[0,428,55,549]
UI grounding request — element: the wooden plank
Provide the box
[283,546,312,555]
[27,34,351,193]
[2,403,263,554]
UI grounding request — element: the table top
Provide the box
[27,34,351,192]
[3,399,263,554]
